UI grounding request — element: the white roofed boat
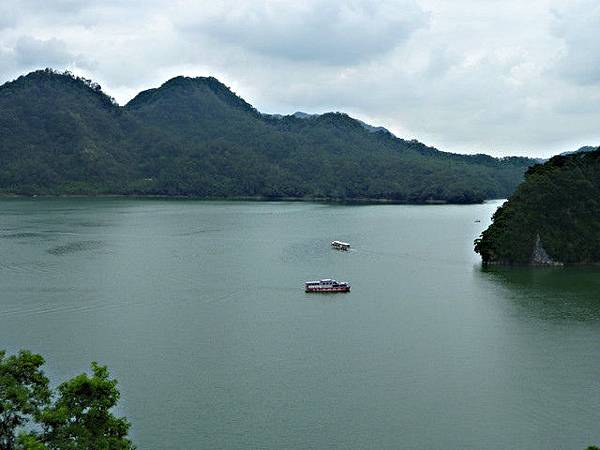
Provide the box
[331,240,350,251]
[305,278,351,293]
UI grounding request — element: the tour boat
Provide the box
[331,240,350,251]
[305,279,351,293]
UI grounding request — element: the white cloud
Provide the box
[0,0,599,157]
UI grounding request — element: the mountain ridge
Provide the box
[0,68,537,202]
[559,145,599,156]
[126,75,257,114]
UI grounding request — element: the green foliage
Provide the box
[16,433,47,449]
[0,69,535,203]
[0,350,133,450]
[475,150,600,264]
[0,350,50,450]
[40,362,133,450]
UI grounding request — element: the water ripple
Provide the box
[47,240,104,255]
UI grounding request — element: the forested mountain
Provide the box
[559,145,599,156]
[475,150,600,264]
[0,69,535,202]
[0,70,134,193]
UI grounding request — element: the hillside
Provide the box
[0,69,535,202]
[0,70,135,193]
[475,150,600,264]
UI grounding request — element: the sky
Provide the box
[0,0,599,157]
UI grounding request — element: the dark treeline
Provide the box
[475,149,600,264]
[0,69,535,203]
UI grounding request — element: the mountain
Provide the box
[474,150,600,264]
[0,69,134,193]
[354,118,391,134]
[291,111,320,119]
[0,69,536,202]
[559,145,599,156]
[271,111,390,134]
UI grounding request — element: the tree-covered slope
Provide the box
[0,69,536,202]
[475,149,600,264]
[0,69,136,194]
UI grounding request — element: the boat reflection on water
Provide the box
[477,265,600,321]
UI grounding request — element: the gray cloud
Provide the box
[0,4,17,30]
[0,0,598,157]
[551,0,600,85]
[14,36,74,67]
[179,0,428,64]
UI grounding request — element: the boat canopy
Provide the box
[331,240,350,247]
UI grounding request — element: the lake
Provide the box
[1,198,599,450]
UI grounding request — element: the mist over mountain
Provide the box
[0,69,535,203]
[559,146,599,156]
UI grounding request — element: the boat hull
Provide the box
[305,286,351,293]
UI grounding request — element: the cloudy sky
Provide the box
[0,0,599,157]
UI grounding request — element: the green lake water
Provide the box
[0,198,598,449]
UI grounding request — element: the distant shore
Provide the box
[0,193,501,205]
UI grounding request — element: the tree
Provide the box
[474,150,600,265]
[40,362,134,450]
[16,432,47,449]
[0,350,50,450]
[0,351,134,449]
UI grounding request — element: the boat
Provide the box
[305,279,351,293]
[331,240,350,251]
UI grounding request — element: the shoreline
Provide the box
[0,193,502,206]
[481,260,600,267]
